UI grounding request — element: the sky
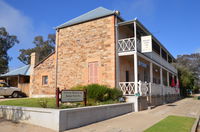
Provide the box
[0,0,200,70]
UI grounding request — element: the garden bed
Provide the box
[0,97,120,109]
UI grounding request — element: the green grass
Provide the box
[144,115,196,132]
[0,98,120,109]
[193,96,200,100]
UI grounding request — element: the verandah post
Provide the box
[133,20,139,112]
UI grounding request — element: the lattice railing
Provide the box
[119,81,180,96]
[149,83,163,95]
[118,37,135,52]
[119,81,150,96]
[119,82,135,95]
[138,81,149,96]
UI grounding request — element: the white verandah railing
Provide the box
[118,37,136,52]
[119,81,149,96]
[119,81,180,96]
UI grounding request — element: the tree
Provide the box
[18,34,55,65]
[175,65,196,96]
[0,27,19,74]
[176,53,200,94]
[174,53,200,96]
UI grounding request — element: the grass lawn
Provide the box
[0,98,119,109]
[144,115,196,132]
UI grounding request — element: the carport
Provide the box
[0,65,30,96]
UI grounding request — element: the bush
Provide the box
[38,98,49,108]
[71,84,123,102]
[86,84,109,102]
[108,88,123,101]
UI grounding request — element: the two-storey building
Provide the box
[29,7,180,111]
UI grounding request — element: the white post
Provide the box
[167,71,169,87]
[149,62,153,104]
[160,67,163,95]
[150,62,153,83]
[160,68,163,84]
[134,21,138,112]
[134,21,138,94]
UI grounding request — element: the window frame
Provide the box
[42,75,48,85]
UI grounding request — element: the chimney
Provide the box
[29,52,39,97]
[30,52,39,67]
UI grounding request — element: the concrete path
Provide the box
[0,96,199,132]
[67,96,200,132]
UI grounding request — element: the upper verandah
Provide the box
[55,7,175,62]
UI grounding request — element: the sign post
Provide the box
[56,87,60,108]
[56,88,87,108]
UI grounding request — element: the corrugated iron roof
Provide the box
[56,7,115,29]
[0,65,30,77]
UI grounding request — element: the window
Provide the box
[42,76,48,85]
[168,55,172,63]
[152,41,160,55]
[88,62,98,84]
[161,49,167,61]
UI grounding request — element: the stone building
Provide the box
[24,7,180,111]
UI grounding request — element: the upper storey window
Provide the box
[168,55,172,63]
[162,49,167,61]
[152,41,160,55]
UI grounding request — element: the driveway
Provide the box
[0,96,199,132]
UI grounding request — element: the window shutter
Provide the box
[88,62,98,84]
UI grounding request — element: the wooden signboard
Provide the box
[56,88,87,108]
[61,90,84,102]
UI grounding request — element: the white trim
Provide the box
[118,51,135,56]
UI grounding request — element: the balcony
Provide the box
[118,37,136,56]
[118,37,177,73]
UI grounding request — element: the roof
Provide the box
[0,65,30,77]
[56,7,116,29]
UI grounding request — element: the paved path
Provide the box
[67,96,200,132]
[0,96,199,132]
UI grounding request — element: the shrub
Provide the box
[108,88,123,101]
[86,84,110,102]
[70,84,123,102]
[38,98,49,108]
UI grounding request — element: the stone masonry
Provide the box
[31,53,56,96]
[56,15,116,89]
[30,15,117,96]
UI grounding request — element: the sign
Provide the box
[61,90,84,102]
[141,35,152,53]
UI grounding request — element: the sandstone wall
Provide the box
[31,53,56,96]
[57,15,116,89]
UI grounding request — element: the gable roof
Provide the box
[56,7,116,29]
[0,65,30,77]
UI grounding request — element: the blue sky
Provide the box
[0,0,200,70]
